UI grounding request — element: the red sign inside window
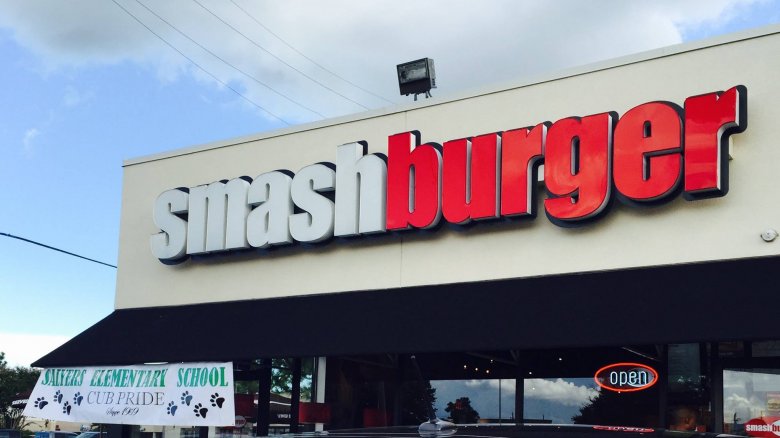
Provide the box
[745,417,780,437]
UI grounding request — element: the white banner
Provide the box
[23,362,235,426]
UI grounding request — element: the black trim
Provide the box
[33,255,780,367]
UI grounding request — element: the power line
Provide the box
[134,0,326,119]
[190,0,371,110]
[0,232,117,269]
[228,0,394,105]
[110,0,292,125]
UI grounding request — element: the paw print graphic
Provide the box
[210,393,225,408]
[193,403,208,418]
[34,397,48,409]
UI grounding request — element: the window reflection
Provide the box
[724,369,780,435]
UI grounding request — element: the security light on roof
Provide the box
[397,58,436,100]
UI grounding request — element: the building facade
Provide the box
[35,24,780,437]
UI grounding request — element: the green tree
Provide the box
[234,359,315,400]
[445,397,480,424]
[572,388,658,427]
[400,380,437,425]
[0,352,41,430]
[271,358,314,400]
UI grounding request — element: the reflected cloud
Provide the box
[525,378,600,407]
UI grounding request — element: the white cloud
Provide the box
[22,127,41,155]
[0,0,769,123]
[0,332,70,368]
[525,378,600,407]
[62,86,95,107]
[460,377,598,408]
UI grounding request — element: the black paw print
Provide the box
[166,401,177,416]
[54,390,63,404]
[181,391,193,406]
[193,403,208,418]
[210,393,225,408]
[34,397,48,409]
[62,401,71,415]
[73,392,83,406]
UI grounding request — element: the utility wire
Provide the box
[110,0,292,125]
[229,0,394,105]
[190,0,371,110]
[0,232,117,269]
[134,0,326,119]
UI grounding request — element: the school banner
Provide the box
[23,362,235,426]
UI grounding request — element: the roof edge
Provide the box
[123,22,780,167]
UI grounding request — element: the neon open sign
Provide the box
[594,362,658,392]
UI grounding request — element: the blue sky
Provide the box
[1,0,779,368]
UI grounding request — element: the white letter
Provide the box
[150,189,189,262]
[247,171,294,248]
[290,163,335,243]
[224,178,252,250]
[334,142,387,236]
[186,178,251,254]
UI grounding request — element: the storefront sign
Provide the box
[745,417,780,437]
[10,397,28,410]
[151,86,747,264]
[594,362,658,392]
[23,362,235,426]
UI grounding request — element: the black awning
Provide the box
[33,255,780,367]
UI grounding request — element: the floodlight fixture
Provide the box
[397,58,436,100]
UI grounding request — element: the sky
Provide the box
[0,0,779,370]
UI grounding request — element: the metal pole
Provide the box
[290,358,301,433]
[256,360,272,437]
[498,379,502,424]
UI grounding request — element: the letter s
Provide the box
[150,188,189,264]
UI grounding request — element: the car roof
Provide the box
[305,424,739,438]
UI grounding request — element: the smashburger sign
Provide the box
[151,86,747,264]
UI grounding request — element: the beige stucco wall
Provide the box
[116,26,780,309]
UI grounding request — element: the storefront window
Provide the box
[177,429,197,438]
[723,368,780,436]
[667,344,710,432]
[431,379,515,423]
[752,342,780,358]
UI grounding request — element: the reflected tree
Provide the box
[445,397,480,424]
[572,388,658,427]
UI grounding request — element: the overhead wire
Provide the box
[0,232,117,269]
[190,0,371,110]
[133,0,326,119]
[228,0,395,105]
[109,0,292,125]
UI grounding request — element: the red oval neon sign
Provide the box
[594,362,658,392]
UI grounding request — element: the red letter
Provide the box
[386,131,442,230]
[684,86,747,199]
[501,124,546,217]
[544,113,615,225]
[442,133,501,224]
[613,102,682,204]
